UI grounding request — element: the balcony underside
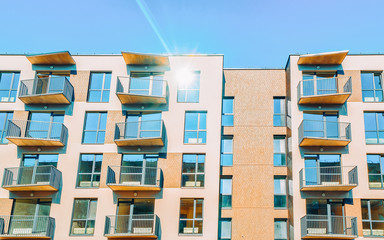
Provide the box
[0,236,50,239]
[302,234,357,239]
[3,184,58,192]
[105,234,157,239]
[6,137,65,147]
[301,184,357,192]
[117,93,166,105]
[298,93,351,105]
[300,138,350,147]
[19,93,70,104]
[107,184,161,192]
[115,138,164,147]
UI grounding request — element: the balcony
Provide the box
[299,166,358,191]
[114,120,165,147]
[301,215,358,239]
[107,166,161,191]
[0,215,54,239]
[116,76,167,104]
[298,120,351,147]
[18,76,74,104]
[2,166,61,192]
[6,120,68,147]
[297,77,352,105]
[104,214,159,239]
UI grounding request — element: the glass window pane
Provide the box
[364,113,377,131]
[274,177,286,194]
[73,200,89,219]
[361,200,369,219]
[199,113,206,130]
[195,199,203,218]
[370,200,384,220]
[83,132,97,144]
[223,98,234,114]
[84,113,99,130]
[185,113,198,130]
[221,154,233,166]
[184,131,198,144]
[274,196,287,208]
[220,179,232,194]
[361,73,374,90]
[89,73,104,89]
[274,219,287,239]
[367,155,381,174]
[220,219,232,239]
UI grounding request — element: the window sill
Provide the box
[181,187,205,189]
[178,233,203,236]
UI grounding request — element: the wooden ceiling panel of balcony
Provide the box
[26,51,76,65]
[298,50,349,65]
[122,52,169,65]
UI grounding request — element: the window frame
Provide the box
[364,112,384,144]
[219,218,232,240]
[76,154,102,189]
[221,136,233,166]
[361,72,383,102]
[0,112,13,144]
[82,112,107,144]
[361,199,384,237]
[179,198,204,235]
[0,72,19,103]
[274,176,287,209]
[70,198,97,236]
[273,135,287,167]
[222,97,234,127]
[183,111,207,145]
[181,154,205,188]
[273,97,286,127]
[367,154,384,189]
[87,72,111,103]
[220,177,232,209]
[177,71,200,103]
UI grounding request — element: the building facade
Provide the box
[0,51,223,240]
[0,50,384,240]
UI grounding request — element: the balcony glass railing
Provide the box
[6,120,68,144]
[2,165,61,191]
[297,76,352,100]
[0,215,55,238]
[299,166,358,189]
[298,120,351,142]
[117,76,167,98]
[19,76,73,103]
[107,166,161,188]
[115,120,164,140]
[104,214,159,237]
[301,215,357,238]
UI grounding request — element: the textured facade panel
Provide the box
[71,71,90,102]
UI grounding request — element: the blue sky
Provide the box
[0,0,383,68]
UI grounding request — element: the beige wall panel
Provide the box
[71,71,90,102]
[105,111,125,144]
[343,70,362,102]
[345,198,363,237]
[157,153,182,188]
[13,110,29,120]
[0,199,13,215]
[100,152,121,188]
[232,208,275,239]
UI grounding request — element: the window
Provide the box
[301,72,337,96]
[274,176,287,208]
[367,155,384,189]
[274,136,286,166]
[220,177,232,208]
[82,112,107,144]
[0,72,19,102]
[274,219,288,240]
[124,112,162,139]
[361,199,384,237]
[219,218,232,240]
[184,112,207,144]
[0,112,13,144]
[129,72,165,96]
[70,199,97,235]
[361,72,383,102]
[77,154,102,188]
[181,154,205,187]
[87,72,111,102]
[364,112,384,144]
[27,112,64,140]
[179,198,203,234]
[273,97,286,127]
[222,97,234,126]
[177,71,200,103]
[221,136,233,166]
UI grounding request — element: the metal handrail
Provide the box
[106,166,161,187]
[2,165,61,190]
[116,76,167,97]
[6,119,68,143]
[115,120,164,140]
[104,214,158,236]
[301,215,357,237]
[19,76,73,102]
[299,166,358,189]
[0,215,55,238]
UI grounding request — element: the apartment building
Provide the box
[0,51,223,240]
